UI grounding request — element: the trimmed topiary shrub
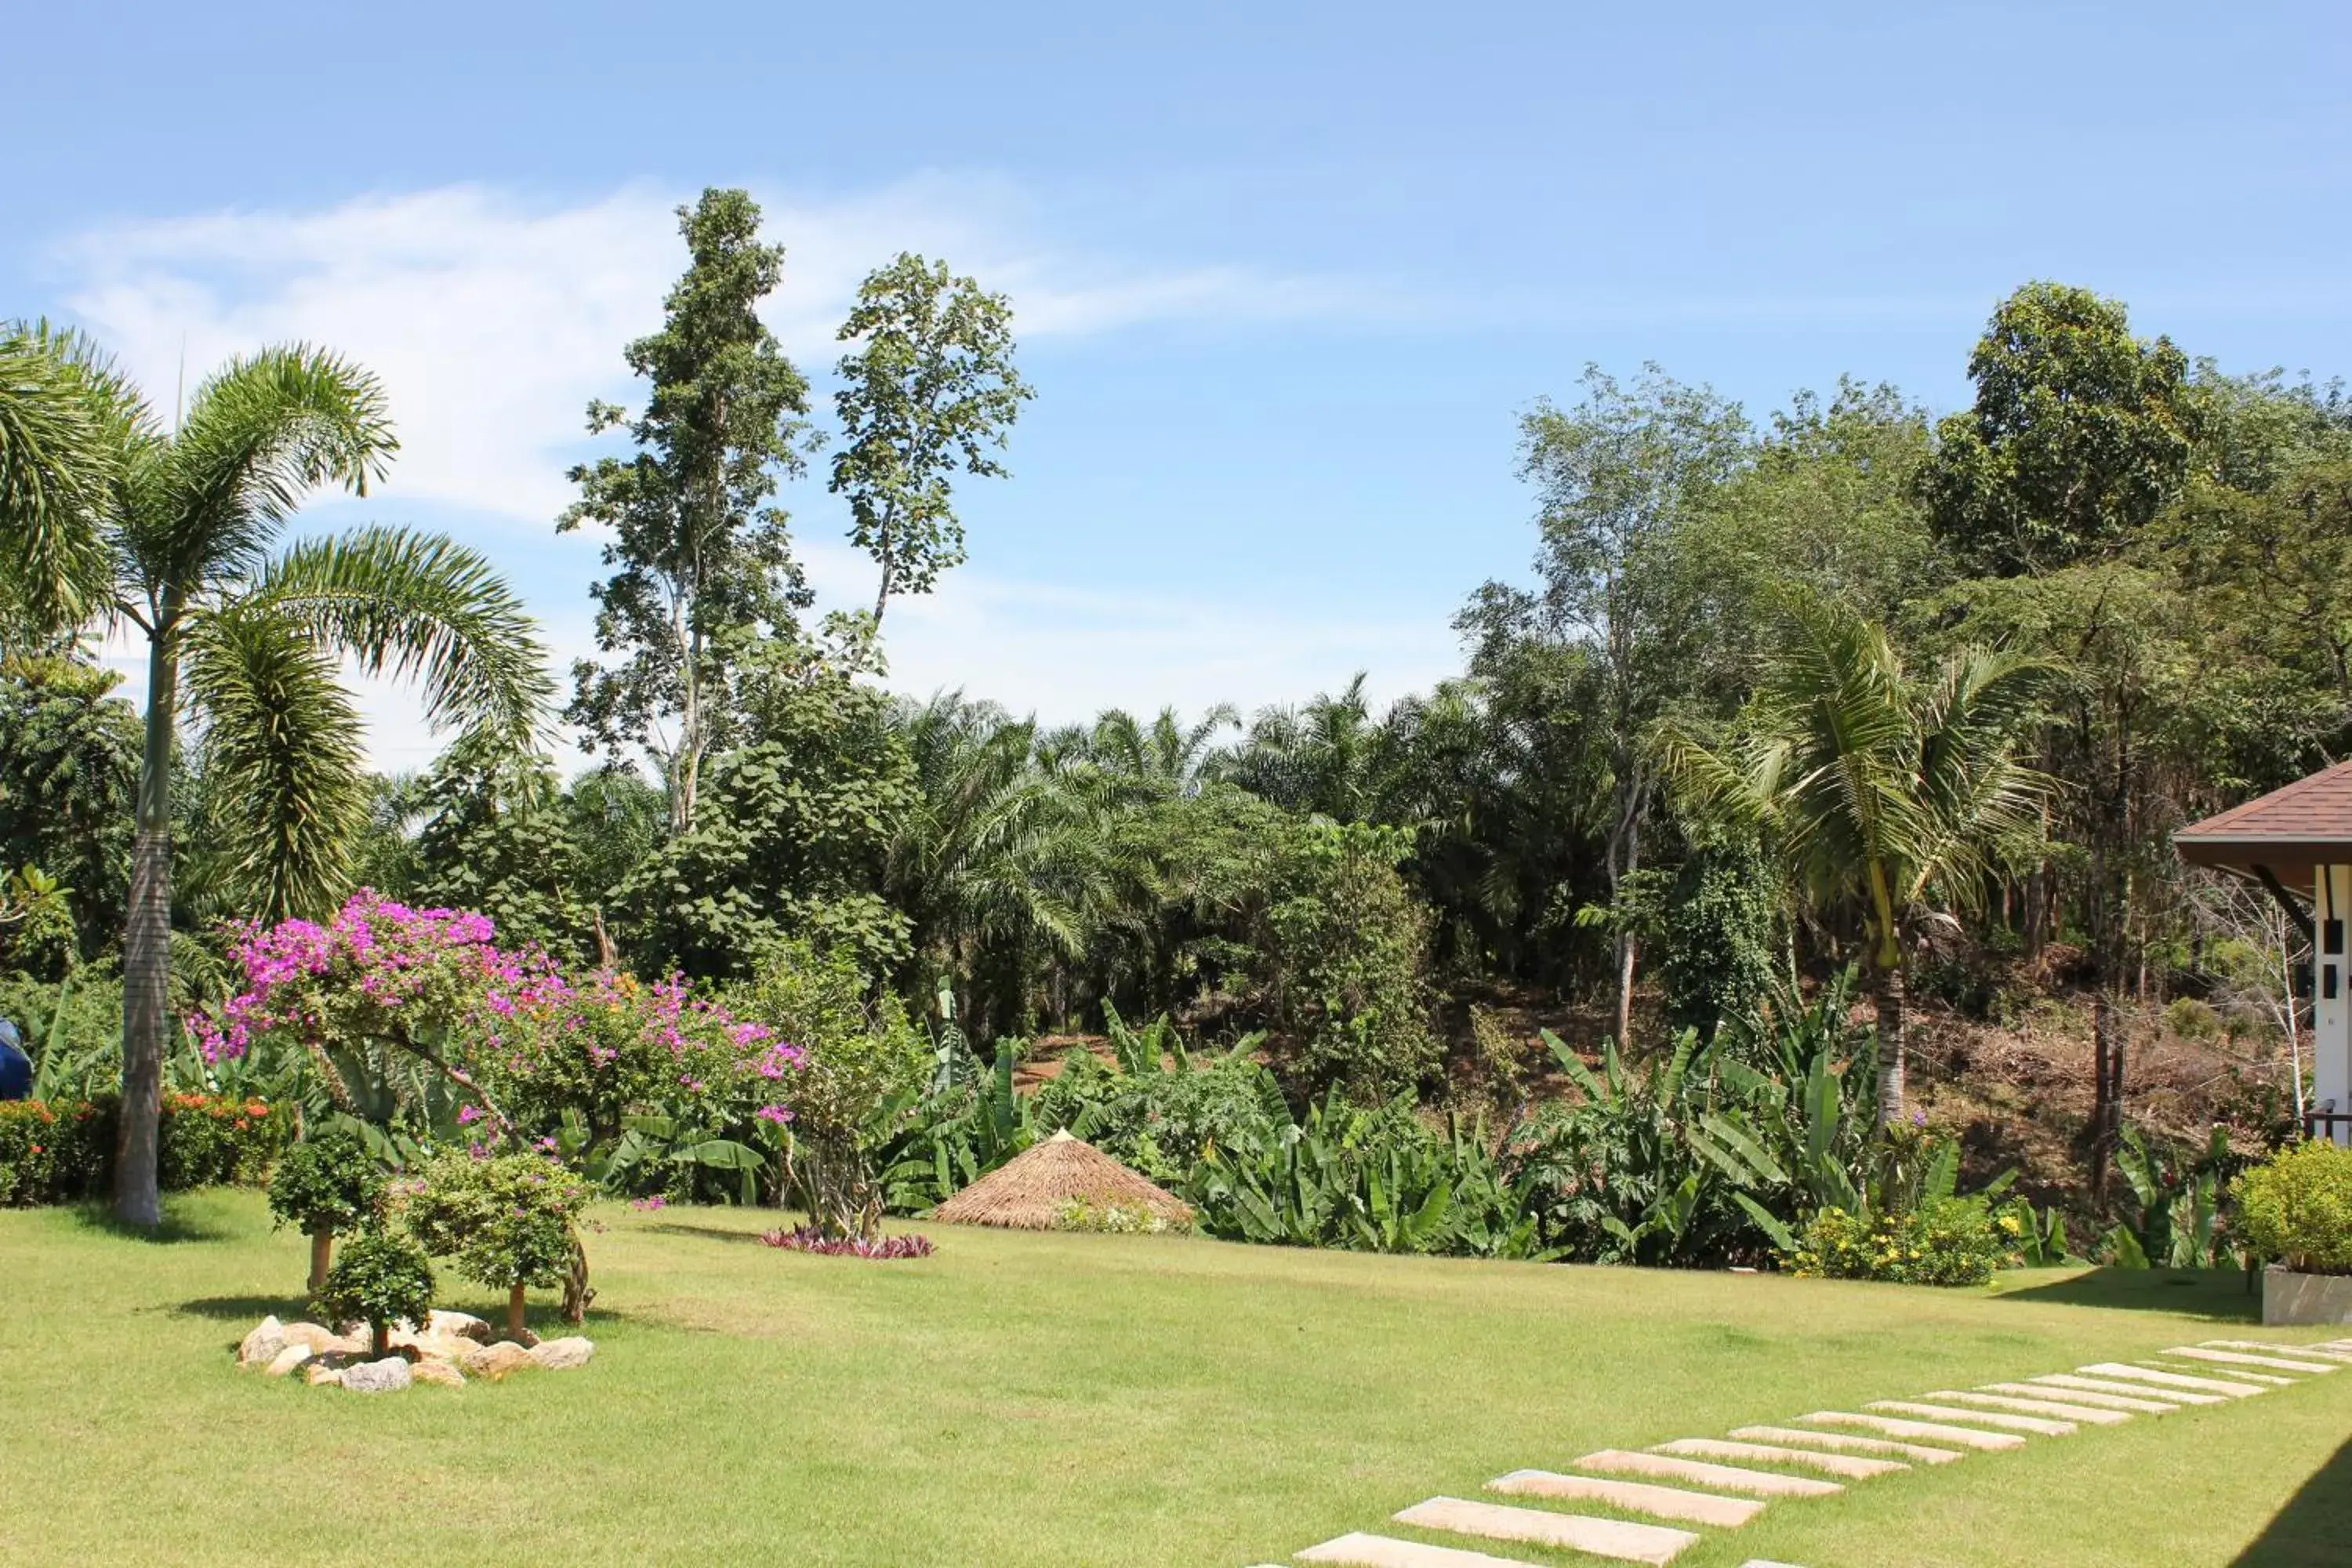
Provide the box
[316,1228,436,1358]
[408,1152,593,1340]
[268,1130,389,1294]
[2234,1142,2352,1276]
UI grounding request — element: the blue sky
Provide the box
[8,2,2350,768]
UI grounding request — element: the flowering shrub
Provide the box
[0,1094,283,1205]
[407,1152,595,1337]
[186,893,805,1192]
[1782,1196,2013,1287]
[760,1225,935,1259]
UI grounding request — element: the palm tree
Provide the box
[1660,594,2049,1127]
[0,326,546,1225]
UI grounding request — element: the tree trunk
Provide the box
[2090,984,2126,1214]
[309,1229,334,1297]
[507,1279,528,1341]
[114,617,180,1229]
[1614,935,1639,1045]
[1875,966,1907,1128]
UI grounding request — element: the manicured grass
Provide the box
[0,1192,2344,1566]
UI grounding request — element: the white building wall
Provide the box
[2316,866,2350,1145]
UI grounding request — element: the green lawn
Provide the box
[0,1192,2343,1567]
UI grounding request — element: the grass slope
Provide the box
[0,1192,2343,1566]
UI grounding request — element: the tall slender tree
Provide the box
[830,253,1031,630]
[0,325,546,1225]
[561,188,813,833]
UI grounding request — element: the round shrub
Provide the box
[267,1130,388,1293]
[408,1152,593,1339]
[316,1227,436,1357]
[2234,1142,2352,1276]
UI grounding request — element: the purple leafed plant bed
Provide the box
[760,1226,935,1259]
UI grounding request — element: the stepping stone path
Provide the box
[1270,1338,2347,1568]
[2029,1374,2222,1406]
[1861,1401,2076,1436]
[1727,1425,1963,1464]
[1651,1438,1907,1480]
[1573,1450,1843,1500]
[1489,1470,1763,1527]
[2077,1363,2269,1397]
[1920,1389,2131,1425]
[1396,1499,1700,1564]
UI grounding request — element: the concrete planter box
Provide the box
[2263,1265,2352,1326]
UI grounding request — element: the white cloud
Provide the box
[53,180,1446,769]
[56,178,1376,526]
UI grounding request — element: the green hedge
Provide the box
[0,1093,290,1206]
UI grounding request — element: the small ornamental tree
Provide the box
[316,1227,436,1358]
[267,1130,388,1294]
[408,1152,593,1340]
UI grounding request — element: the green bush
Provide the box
[408,1152,593,1337]
[317,1227,437,1356]
[269,1129,388,1291]
[1783,1196,2014,1287]
[0,1094,285,1205]
[2234,1142,2352,1276]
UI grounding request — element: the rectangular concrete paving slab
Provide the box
[1798,1412,2027,1451]
[2205,1340,2352,1362]
[1396,1497,1702,1565]
[1653,1438,1907,1480]
[1864,1402,2074,1436]
[1917,1390,2132,1425]
[1574,1449,1843,1499]
[1978,1381,2178,1414]
[2079,1363,2269,1397]
[2030,1374,2223,1406]
[1727,1425,1964,1465]
[1486,1469,1762,1527]
[2165,1346,2339,1375]
[1297,1533,1544,1568]
[2150,1360,2293,1385]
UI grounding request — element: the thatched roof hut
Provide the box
[931,1130,1192,1230]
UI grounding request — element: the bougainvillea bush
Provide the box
[186,891,804,1198]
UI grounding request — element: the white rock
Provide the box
[237,1316,287,1368]
[264,1344,314,1378]
[340,1357,414,1394]
[527,1336,595,1371]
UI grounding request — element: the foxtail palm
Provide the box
[0,326,547,1225]
[1661,595,2049,1126]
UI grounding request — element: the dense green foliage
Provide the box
[2233,1141,2352,1275]
[314,1225,436,1355]
[265,1129,386,1238]
[1784,1196,2012,1287]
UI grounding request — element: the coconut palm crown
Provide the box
[1659,591,2052,1127]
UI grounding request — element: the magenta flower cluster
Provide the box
[184,891,808,1141]
[760,1225,935,1260]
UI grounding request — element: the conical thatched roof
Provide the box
[931,1130,1192,1230]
